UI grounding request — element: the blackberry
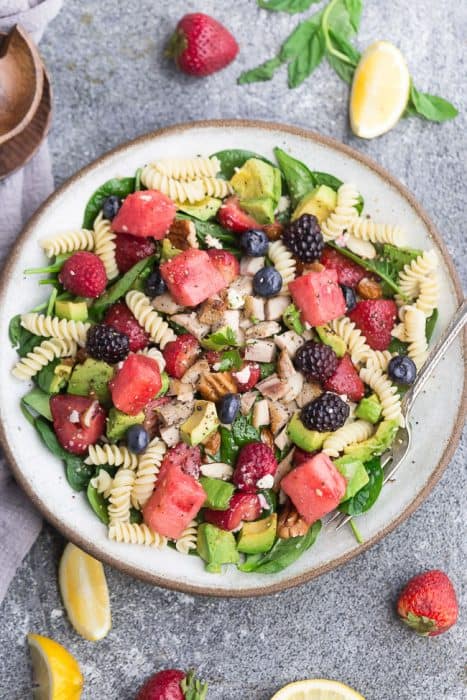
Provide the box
[282,214,324,263]
[86,324,130,363]
[301,392,349,432]
[294,341,338,382]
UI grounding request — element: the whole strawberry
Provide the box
[397,570,459,636]
[59,251,107,298]
[136,669,208,700]
[167,13,238,77]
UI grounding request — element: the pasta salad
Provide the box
[9,147,440,575]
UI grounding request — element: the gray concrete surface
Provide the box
[1,1,466,698]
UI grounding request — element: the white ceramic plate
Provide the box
[0,121,464,596]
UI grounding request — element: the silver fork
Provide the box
[328,298,467,533]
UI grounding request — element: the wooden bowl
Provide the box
[0,26,44,146]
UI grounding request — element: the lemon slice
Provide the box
[28,633,84,700]
[59,542,111,642]
[271,678,366,700]
[350,40,410,139]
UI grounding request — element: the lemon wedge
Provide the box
[28,633,84,700]
[350,40,410,139]
[271,678,366,700]
[58,542,111,642]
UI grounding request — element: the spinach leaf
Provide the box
[134,167,143,191]
[426,308,439,342]
[238,57,284,85]
[408,85,458,123]
[231,415,260,447]
[130,508,143,524]
[339,457,383,516]
[9,314,40,358]
[283,303,305,334]
[211,149,277,180]
[218,349,243,371]
[22,388,53,421]
[8,314,22,346]
[90,255,156,320]
[274,147,316,208]
[201,328,240,351]
[311,170,343,191]
[239,520,321,573]
[258,0,320,12]
[382,244,422,271]
[83,177,135,229]
[220,427,239,465]
[87,482,109,524]
[388,337,408,355]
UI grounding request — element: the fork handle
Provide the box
[405,299,467,412]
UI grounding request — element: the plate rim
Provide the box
[0,118,465,598]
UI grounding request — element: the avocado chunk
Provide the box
[241,197,276,225]
[200,476,235,510]
[316,326,346,358]
[37,358,73,394]
[55,299,88,322]
[177,197,222,221]
[344,419,399,461]
[237,513,277,554]
[156,371,170,397]
[230,158,281,225]
[197,523,239,573]
[355,394,382,424]
[180,400,219,446]
[68,358,114,404]
[106,407,145,442]
[292,185,337,223]
[334,456,370,500]
[22,387,52,420]
[161,238,182,261]
[287,412,330,451]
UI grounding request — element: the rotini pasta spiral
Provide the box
[359,367,403,425]
[131,437,167,509]
[329,317,373,365]
[40,229,95,258]
[21,312,90,347]
[322,420,374,458]
[151,157,220,180]
[268,240,296,293]
[415,273,439,317]
[403,306,428,369]
[396,250,438,303]
[365,350,394,372]
[11,337,77,380]
[198,177,233,199]
[93,212,118,280]
[85,444,138,470]
[125,290,176,348]
[90,469,114,499]
[175,520,198,554]
[321,183,360,241]
[107,467,135,523]
[349,218,405,246]
[108,522,168,548]
[140,166,205,203]
[138,346,166,372]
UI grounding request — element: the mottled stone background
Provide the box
[0,1,466,698]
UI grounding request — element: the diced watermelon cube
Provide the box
[289,268,346,326]
[109,354,161,416]
[160,249,227,307]
[111,190,176,239]
[143,462,206,539]
[281,453,346,524]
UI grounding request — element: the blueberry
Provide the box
[102,195,121,220]
[388,355,417,385]
[217,393,241,424]
[240,229,269,257]
[340,285,357,312]
[145,266,167,297]
[253,266,282,297]
[126,425,150,454]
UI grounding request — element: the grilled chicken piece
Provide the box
[171,313,210,340]
[181,358,210,386]
[273,451,295,492]
[159,425,181,447]
[295,380,322,408]
[240,391,258,416]
[240,256,265,277]
[267,400,290,435]
[197,296,227,325]
[198,371,238,402]
[277,348,296,379]
[252,399,270,429]
[167,379,194,403]
[265,295,291,321]
[244,339,276,363]
[151,293,185,315]
[256,373,288,401]
[226,276,253,309]
[212,309,241,334]
[275,330,305,357]
[244,295,265,321]
[167,219,198,250]
[282,372,304,403]
[274,426,291,452]
[155,400,194,427]
[245,321,281,340]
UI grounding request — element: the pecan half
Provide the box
[277,500,309,539]
[167,219,198,251]
[264,222,284,241]
[357,276,382,299]
[203,430,221,455]
[294,259,325,275]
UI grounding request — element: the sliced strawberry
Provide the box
[232,362,261,392]
[162,334,200,379]
[103,302,149,352]
[206,248,240,284]
[217,196,262,233]
[348,299,398,351]
[160,443,202,480]
[114,233,156,273]
[323,354,365,401]
[50,395,106,455]
[321,246,367,287]
[204,493,261,531]
[109,354,161,415]
[112,190,176,239]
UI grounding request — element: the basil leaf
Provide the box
[326,28,360,83]
[287,26,325,88]
[231,415,260,447]
[82,177,135,229]
[90,255,156,320]
[211,149,278,180]
[238,57,283,85]
[220,426,239,465]
[409,86,458,123]
[326,0,362,39]
[177,215,241,256]
[201,328,239,351]
[87,482,109,524]
[274,147,316,207]
[218,349,243,371]
[426,308,439,342]
[339,457,383,516]
[258,0,320,13]
[280,13,322,62]
[239,520,321,573]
